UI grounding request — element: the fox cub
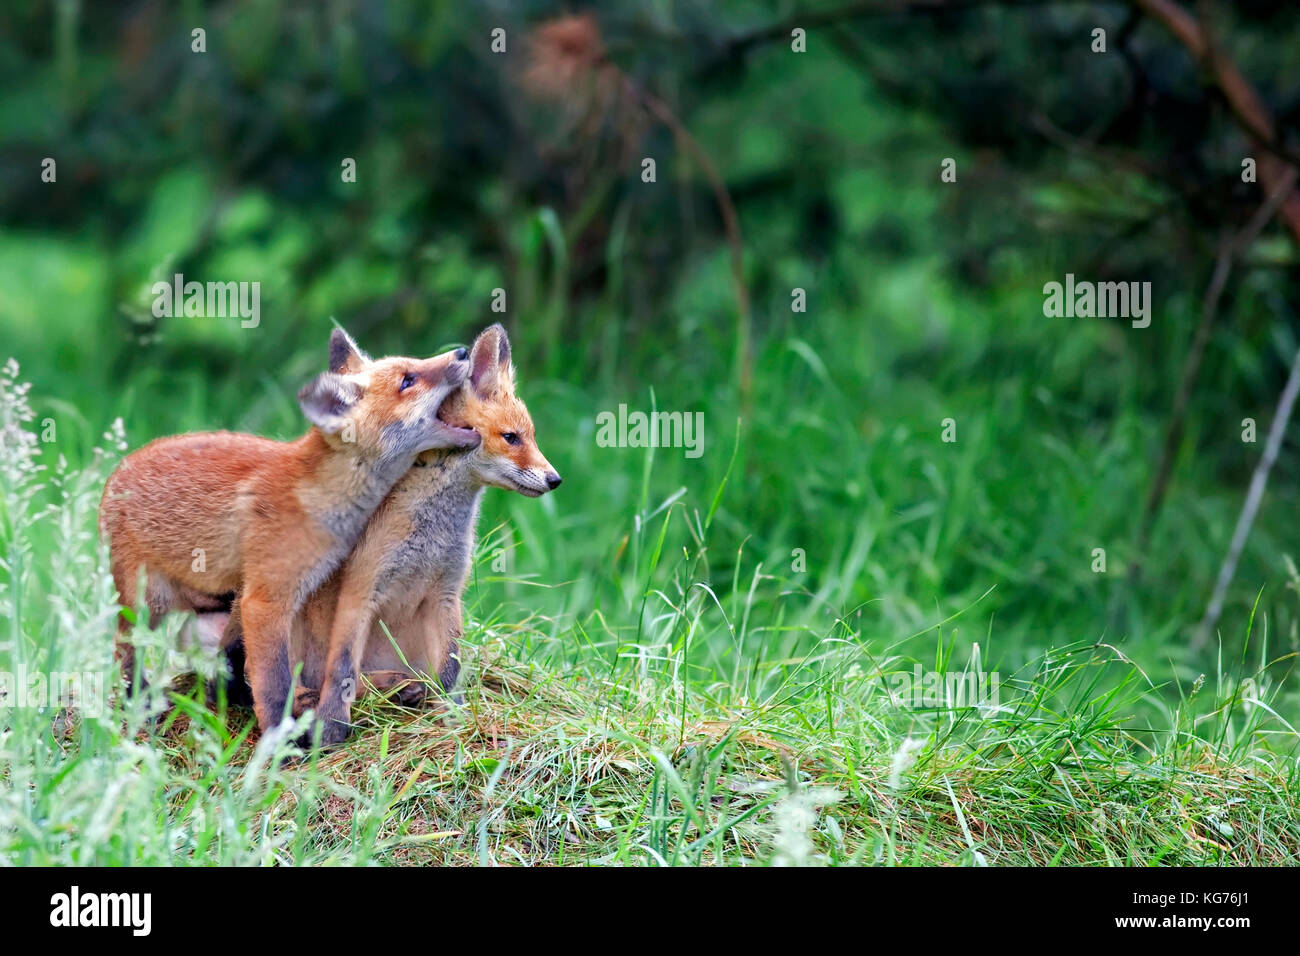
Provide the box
[99,329,478,733]
[223,324,559,745]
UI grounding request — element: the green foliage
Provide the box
[1,1,1298,865]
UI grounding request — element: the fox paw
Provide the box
[316,716,352,748]
[292,686,320,718]
[391,681,427,707]
[370,674,425,708]
[294,712,351,749]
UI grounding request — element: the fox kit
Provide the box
[99,328,478,733]
[266,323,559,745]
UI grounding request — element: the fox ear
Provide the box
[299,372,362,435]
[470,324,511,395]
[329,328,370,374]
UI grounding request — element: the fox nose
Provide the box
[545,471,562,490]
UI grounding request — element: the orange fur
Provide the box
[99,329,477,733]
[258,324,560,744]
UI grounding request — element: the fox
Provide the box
[219,323,559,745]
[98,328,479,734]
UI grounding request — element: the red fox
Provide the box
[99,328,478,734]
[223,324,559,745]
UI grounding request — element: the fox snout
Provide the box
[421,351,478,450]
[413,348,470,396]
[505,460,561,497]
[442,353,469,389]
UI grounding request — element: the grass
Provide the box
[2,45,1299,865]
[11,611,1300,866]
[4,1,1299,868]
[278,631,1300,866]
[2,355,1299,866]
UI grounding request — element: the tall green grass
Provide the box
[2,353,1297,865]
[2,17,1298,862]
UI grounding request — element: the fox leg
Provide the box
[109,552,146,692]
[112,570,182,693]
[313,591,377,747]
[237,589,297,735]
[207,596,254,708]
[435,594,464,696]
[294,589,462,727]
[114,613,143,693]
[415,590,464,698]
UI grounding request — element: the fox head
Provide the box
[438,324,561,497]
[297,328,479,459]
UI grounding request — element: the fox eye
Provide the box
[502,432,521,446]
[399,373,417,392]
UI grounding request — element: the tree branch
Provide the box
[1192,311,1300,650]
[1129,168,1298,587]
[1129,0,1300,242]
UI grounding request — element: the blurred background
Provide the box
[2,0,1298,717]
